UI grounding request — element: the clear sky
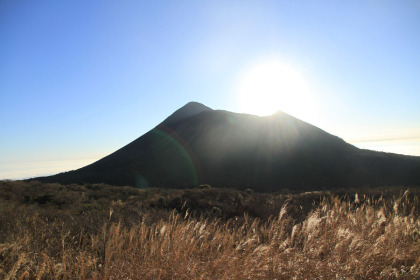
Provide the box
[1,0,420,179]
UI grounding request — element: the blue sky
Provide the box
[1,0,419,179]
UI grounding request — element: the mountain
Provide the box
[34,102,420,191]
[161,101,212,124]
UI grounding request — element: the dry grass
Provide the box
[0,183,419,279]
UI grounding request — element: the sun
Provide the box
[235,61,315,118]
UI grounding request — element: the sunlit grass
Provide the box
[0,182,418,279]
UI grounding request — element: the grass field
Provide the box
[0,180,419,279]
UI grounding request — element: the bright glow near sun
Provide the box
[235,61,316,119]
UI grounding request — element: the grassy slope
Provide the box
[0,180,419,279]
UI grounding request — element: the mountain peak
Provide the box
[162,102,213,125]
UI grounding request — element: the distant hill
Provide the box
[34,102,420,191]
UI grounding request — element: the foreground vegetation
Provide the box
[0,180,419,279]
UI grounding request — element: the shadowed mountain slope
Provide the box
[35,102,420,191]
